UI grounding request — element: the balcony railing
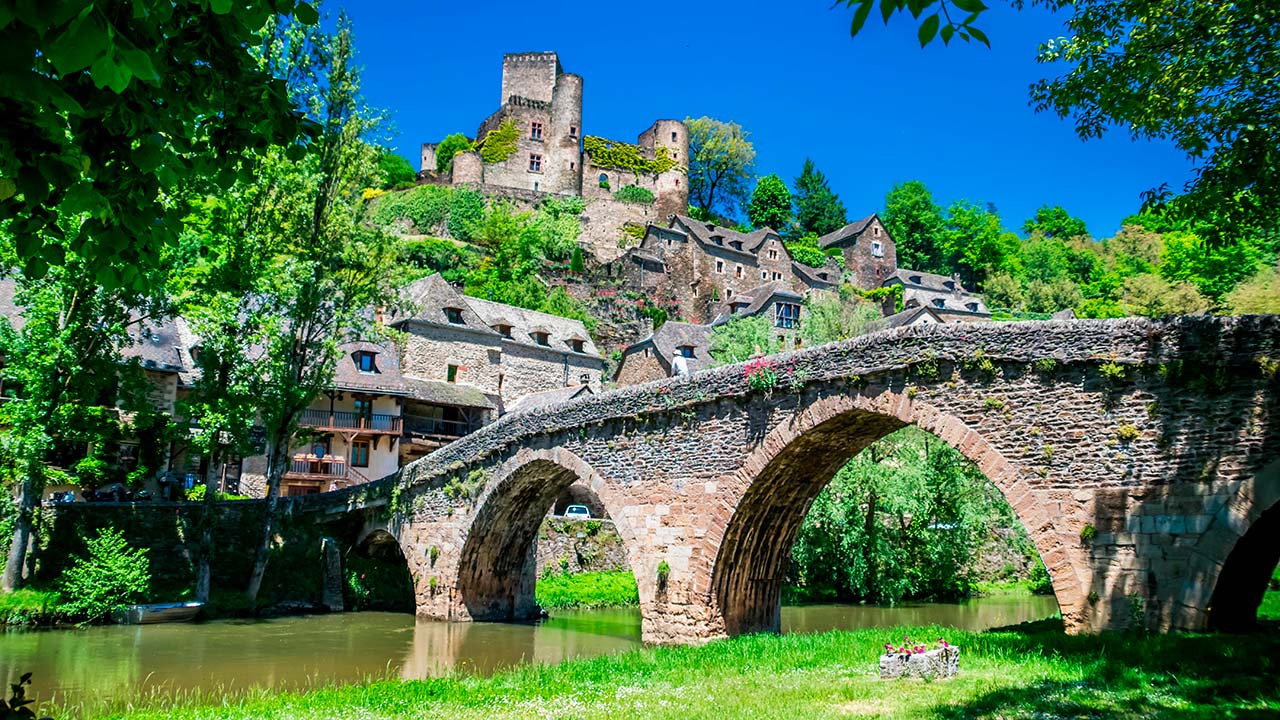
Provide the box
[285,454,348,479]
[298,409,402,433]
[403,415,474,439]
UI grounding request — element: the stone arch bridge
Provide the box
[294,317,1279,645]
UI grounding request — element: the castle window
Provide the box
[570,125,577,136]
[444,307,465,324]
[570,162,575,170]
[675,178,680,187]
[447,364,458,383]
[534,181,539,191]
[351,441,370,468]
[671,131,677,142]
[531,121,543,140]
[715,260,724,274]
[872,240,884,258]
[775,302,800,329]
[356,351,377,373]
[529,154,542,172]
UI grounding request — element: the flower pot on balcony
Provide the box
[878,646,960,680]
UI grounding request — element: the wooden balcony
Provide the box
[298,409,402,434]
[283,454,348,481]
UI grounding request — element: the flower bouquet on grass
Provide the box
[878,636,960,680]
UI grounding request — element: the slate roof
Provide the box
[506,384,592,414]
[616,321,714,380]
[393,274,497,336]
[332,338,495,409]
[791,261,839,288]
[669,215,782,258]
[712,281,803,325]
[817,214,876,249]
[882,306,942,329]
[885,268,991,316]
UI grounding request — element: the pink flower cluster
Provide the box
[882,635,951,655]
[743,358,776,377]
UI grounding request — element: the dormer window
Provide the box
[932,298,946,309]
[678,345,695,358]
[493,324,513,338]
[818,272,829,281]
[944,280,956,290]
[730,241,742,250]
[569,338,585,353]
[966,302,979,312]
[532,331,550,346]
[910,275,923,285]
[444,307,465,324]
[356,351,377,373]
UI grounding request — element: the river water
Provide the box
[1,594,1057,709]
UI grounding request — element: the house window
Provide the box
[735,265,743,279]
[447,364,458,383]
[533,181,539,191]
[351,441,370,468]
[569,339,585,353]
[529,154,542,172]
[570,162,575,170]
[772,272,781,280]
[769,249,778,260]
[598,173,608,184]
[874,226,881,237]
[498,373,504,392]
[678,345,694,358]
[354,398,372,420]
[356,351,376,373]
[444,307,464,324]
[778,335,786,345]
[775,302,801,329]
[493,324,513,338]
[532,331,550,346]
[933,298,946,309]
[871,241,884,258]
[531,121,543,140]
[715,260,724,274]
[761,271,767,280]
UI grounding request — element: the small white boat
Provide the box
[113,601,204,625]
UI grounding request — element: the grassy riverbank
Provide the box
[72,619,1279,720]
[534,570,639,609]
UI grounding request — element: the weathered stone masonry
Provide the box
[51,318,1277,645]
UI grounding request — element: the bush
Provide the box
[786,243,829,268]
[59,527,151,622]
[0,588,62,625]
[447,188,486,241]
[614,185,655,204]
[535,570,639,610]
[434,133,473,174]
[183,485,250,502]
[369,185,453,234]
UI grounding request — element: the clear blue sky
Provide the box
[332,0,1192,238]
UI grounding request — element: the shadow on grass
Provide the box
[929,620,1280,719]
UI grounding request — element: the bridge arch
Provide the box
[452,447,639,621]
[705,388,1077,638]
[1206,458,1280,631]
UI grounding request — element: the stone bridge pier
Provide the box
[305,317,1280,645]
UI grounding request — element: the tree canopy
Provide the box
[792,159,848,238]
[685,116,755,220]
[0,0,317,292]
[747,174,793,232]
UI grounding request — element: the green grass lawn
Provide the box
[534,570,639,609]
[81,620,1280,720]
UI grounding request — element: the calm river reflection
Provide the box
[1,594,1057,708]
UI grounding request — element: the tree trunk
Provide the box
[194,451,220,603]
[862,490,879,600]
[2,469,38,591]
[244,432,290,603]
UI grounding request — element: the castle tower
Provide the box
[639,120,690,218]
[500,52,561,105]
[549,72,584,195]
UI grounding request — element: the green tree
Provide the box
[800,295,883,346]
[1023,206,1088,240]
[792,159,848,238]
[1025,278,1083,314]
[883,181,947,273]
[708,314,777,365]
[0,0,315,292]
[747,174,793,232]
[941,201,1021,290]
[685,116,756,219]
[434,133,474,174]
[376,151,417,190]
[1121,274,1209,317]
[1225,264,1280,315]
[1159,230,1262,301]
[983,272,1025,311]
[244,13,402,603]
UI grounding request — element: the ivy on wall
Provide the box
[584,136,679,175]
[477,118,520,164]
